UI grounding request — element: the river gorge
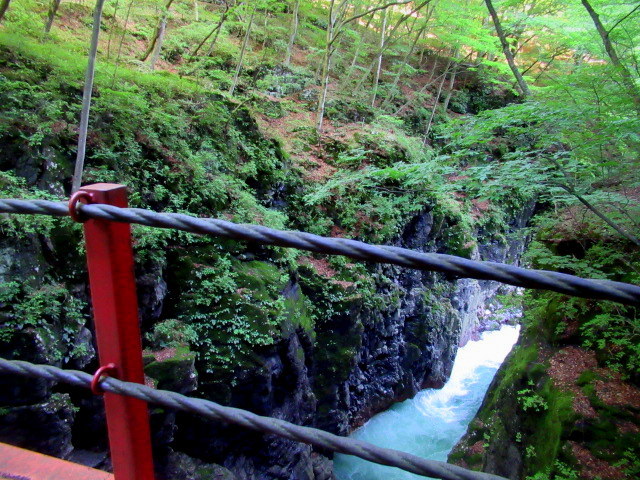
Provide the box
[334,324,520,480]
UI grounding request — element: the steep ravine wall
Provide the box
[332,206,532,434]
[151,206,534,479]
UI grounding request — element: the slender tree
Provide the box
[551,159,640,247]
[140,0,176,62]
[348,0,430,99]
[44,0,62,33]
[106,0,121,59]
[371,7,388,107]
[284,0,300,66]
[343,2,413,89]
[149,13,168,70]
[110,0,134,87]
[72,0,107,193]
[316,0,417,132]
[442,58,459,112]
[229,5,257,96]
[484,0,530,97]
[191,1,238,57]
[380,5,433,110]
[0,0,11,23]
[581,0,640,114]
[424,56,453,143]
[559,184,640,247]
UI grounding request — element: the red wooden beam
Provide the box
[78,184,155,480]
[0,442,114,480]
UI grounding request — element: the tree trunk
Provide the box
[194,0,199,21]
[316,47,332,132]
[353,58,376,94]
[44,0,62,33]
[345,7,373,80]
[348,0,431,89]
[315,0,416,132]
[381,16,430,110]
[72,0,107,193]
[393,60,444,115]
[192,6,231,58]
[0,0,11,23]
[229,6,256,96]
[204,21,225,56]
[442,64,458,112]
[106,0,120,58]
[149,16,167,70]
[426,54,438,82]
[140,0,175,62]
[484,0,530,97]
[560,184,640,247]
[424,58,452,144]
[371,8,388,107]
[261,9,269,50]
[284,0,300,66]
[581,0,640,114]
[316,0,336,133]
[110,0,134,88]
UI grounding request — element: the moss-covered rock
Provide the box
[144,346,198,394]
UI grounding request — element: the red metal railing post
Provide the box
[78,183,155,480]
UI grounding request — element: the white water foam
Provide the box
[334,324,520,480]
[415,326,520,420]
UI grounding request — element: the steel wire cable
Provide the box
[1,198,639,305]
[0,357,506,480]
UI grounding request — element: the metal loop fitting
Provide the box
[68,191,92,223]
[91,363,117,395]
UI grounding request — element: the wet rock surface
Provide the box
[0,393,75,459]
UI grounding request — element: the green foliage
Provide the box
[526,461,579,480]
[0,34,299,380]
[295,130,485,248]
[615,448,640,478]
[167,251,305,375]
[254,66,314,97]
[0,172,64,239]
[518,381,549,413]
[581,313,640,375]
[145,319,198,349]
[0,280,88,363]
[301,165,428,243]
[2,4,639,468]
[524,211,640,378]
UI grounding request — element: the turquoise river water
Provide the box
[334,324,520,480]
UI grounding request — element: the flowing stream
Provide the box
[334,324,520,480]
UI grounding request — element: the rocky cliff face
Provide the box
[316,205,532,437]
[157,206,532,479]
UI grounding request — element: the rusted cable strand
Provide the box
[1,199,639,306]
[0,358,506,480]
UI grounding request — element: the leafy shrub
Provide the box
[518,382,549,412]
[145,319,198,349]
